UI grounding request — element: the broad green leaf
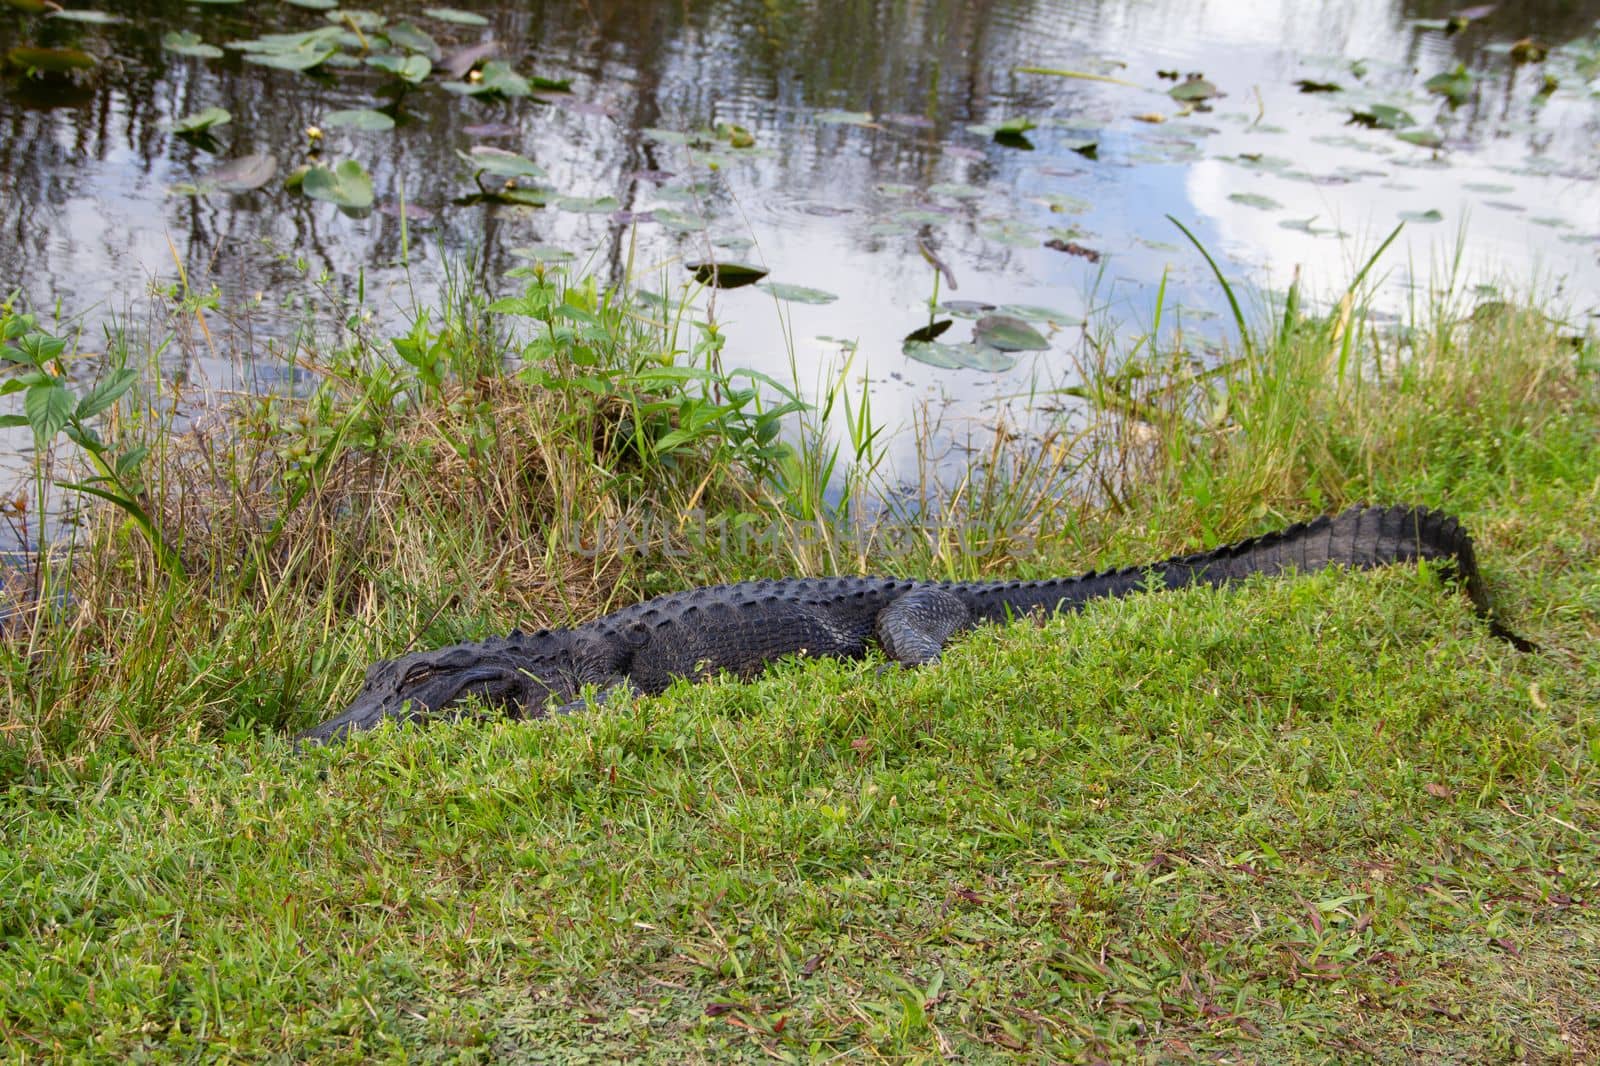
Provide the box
[325,9,384,31]
[756,282,839,305]
[974,314,1049,352]
[75,368,138,419]
[554,194,619,213]
[688,262,768,289]
[322,108,395,132]
[162,31,225,59]
[366,53,430,83]
[423,6,488,24]
[5,46,97,72]
[208,154,277,192]
[385,22,441,59]
[243,47,337,71]
[458,146,543,179]
[172,107,231,134]
[1398,208,1444,223]
[1228,192,1281,210]
[25,382,72,440]
[48,8,121,22]
[303,160,374,209]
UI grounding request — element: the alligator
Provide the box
[296,504,1531,745]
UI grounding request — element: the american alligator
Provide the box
[296,504,1531,745]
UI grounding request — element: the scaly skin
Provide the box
[296,504,1530,745]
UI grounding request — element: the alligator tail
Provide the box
[965,504,1533,649]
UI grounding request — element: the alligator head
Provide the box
[295,630,578,746]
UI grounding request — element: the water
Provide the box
[2,0,1598,501]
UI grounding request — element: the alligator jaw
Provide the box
[294,641,567,747]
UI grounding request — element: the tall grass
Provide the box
[0,240,1592,770]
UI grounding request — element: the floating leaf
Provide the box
[208,153,277,192]
[903,340,1018,372]
[510,244,575,263]
[928,182,983,200]
[303,159,374,209]
[1398,208,1444,223]
[284,0,337,8]
[652,208,706,232]
[1395,129,1444,148]
[1349,104,1415,130]
[325,9,384,31]
[423,6,488,25]
[5,46,97,73]
[688,262,767,289]
[1228,192,1281,210]
[904,320,953,344]
[936,300,995,319]
[973,314,1049,352]
[322,108,396,132]
[997,304,1080,325]
[367,54,431,83]
[1169,75,1219,102]
[172,107,231,135]
[1294,79,1343,93]
[243,46,336,71]
[50,9,121,23]
[1424,64,1473,106]
[443,60,530,97]
[458,145,544,179]
[814,109,874,126]
[162,31,225,59]
[756,282,838,305]
[385,22,441,59]
[554,194,620,213]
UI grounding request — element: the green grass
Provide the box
[1,261,1598,1060]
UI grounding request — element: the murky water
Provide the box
[2,0,1598,505]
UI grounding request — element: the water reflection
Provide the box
[1,0,1597,484]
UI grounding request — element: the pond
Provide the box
[2,0,1598,506]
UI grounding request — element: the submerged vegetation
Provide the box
[1,242,1596,1058]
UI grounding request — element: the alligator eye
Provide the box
[402,666,436,687]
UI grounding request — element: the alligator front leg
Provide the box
[875,588,973,666]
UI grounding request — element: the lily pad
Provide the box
[997,304,1080,325]
[974,314,1049,352]
[554,194,620,213]
[5,47,97,73]
[1425,64,1474,106]
[757,282,839,305]
[367,54,431,83]
[385,22,441,59]
[171,107,231,135]
[444,60,531,97]
[48,9,121,22]
[1349,104,1416,130]
[1169,75,1219,102]
[904,320,953,344]
[325,9,384,31]
[208,153,277,192]
[1398,208,1444,223]
[815,109,874,126]
[243,46,336,71]
[903,340,1018,373]
[510,244,575,263]
[1228,192,1282,210]
[423,7,489,25]
[161,31,225,59]
[688,262,767,289]
[303,160,374,209]
[458,146,544,180]
[1395,129,1444,149]
[322,108,396,132]
[651,208,707,232]
[936,301,996,319]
